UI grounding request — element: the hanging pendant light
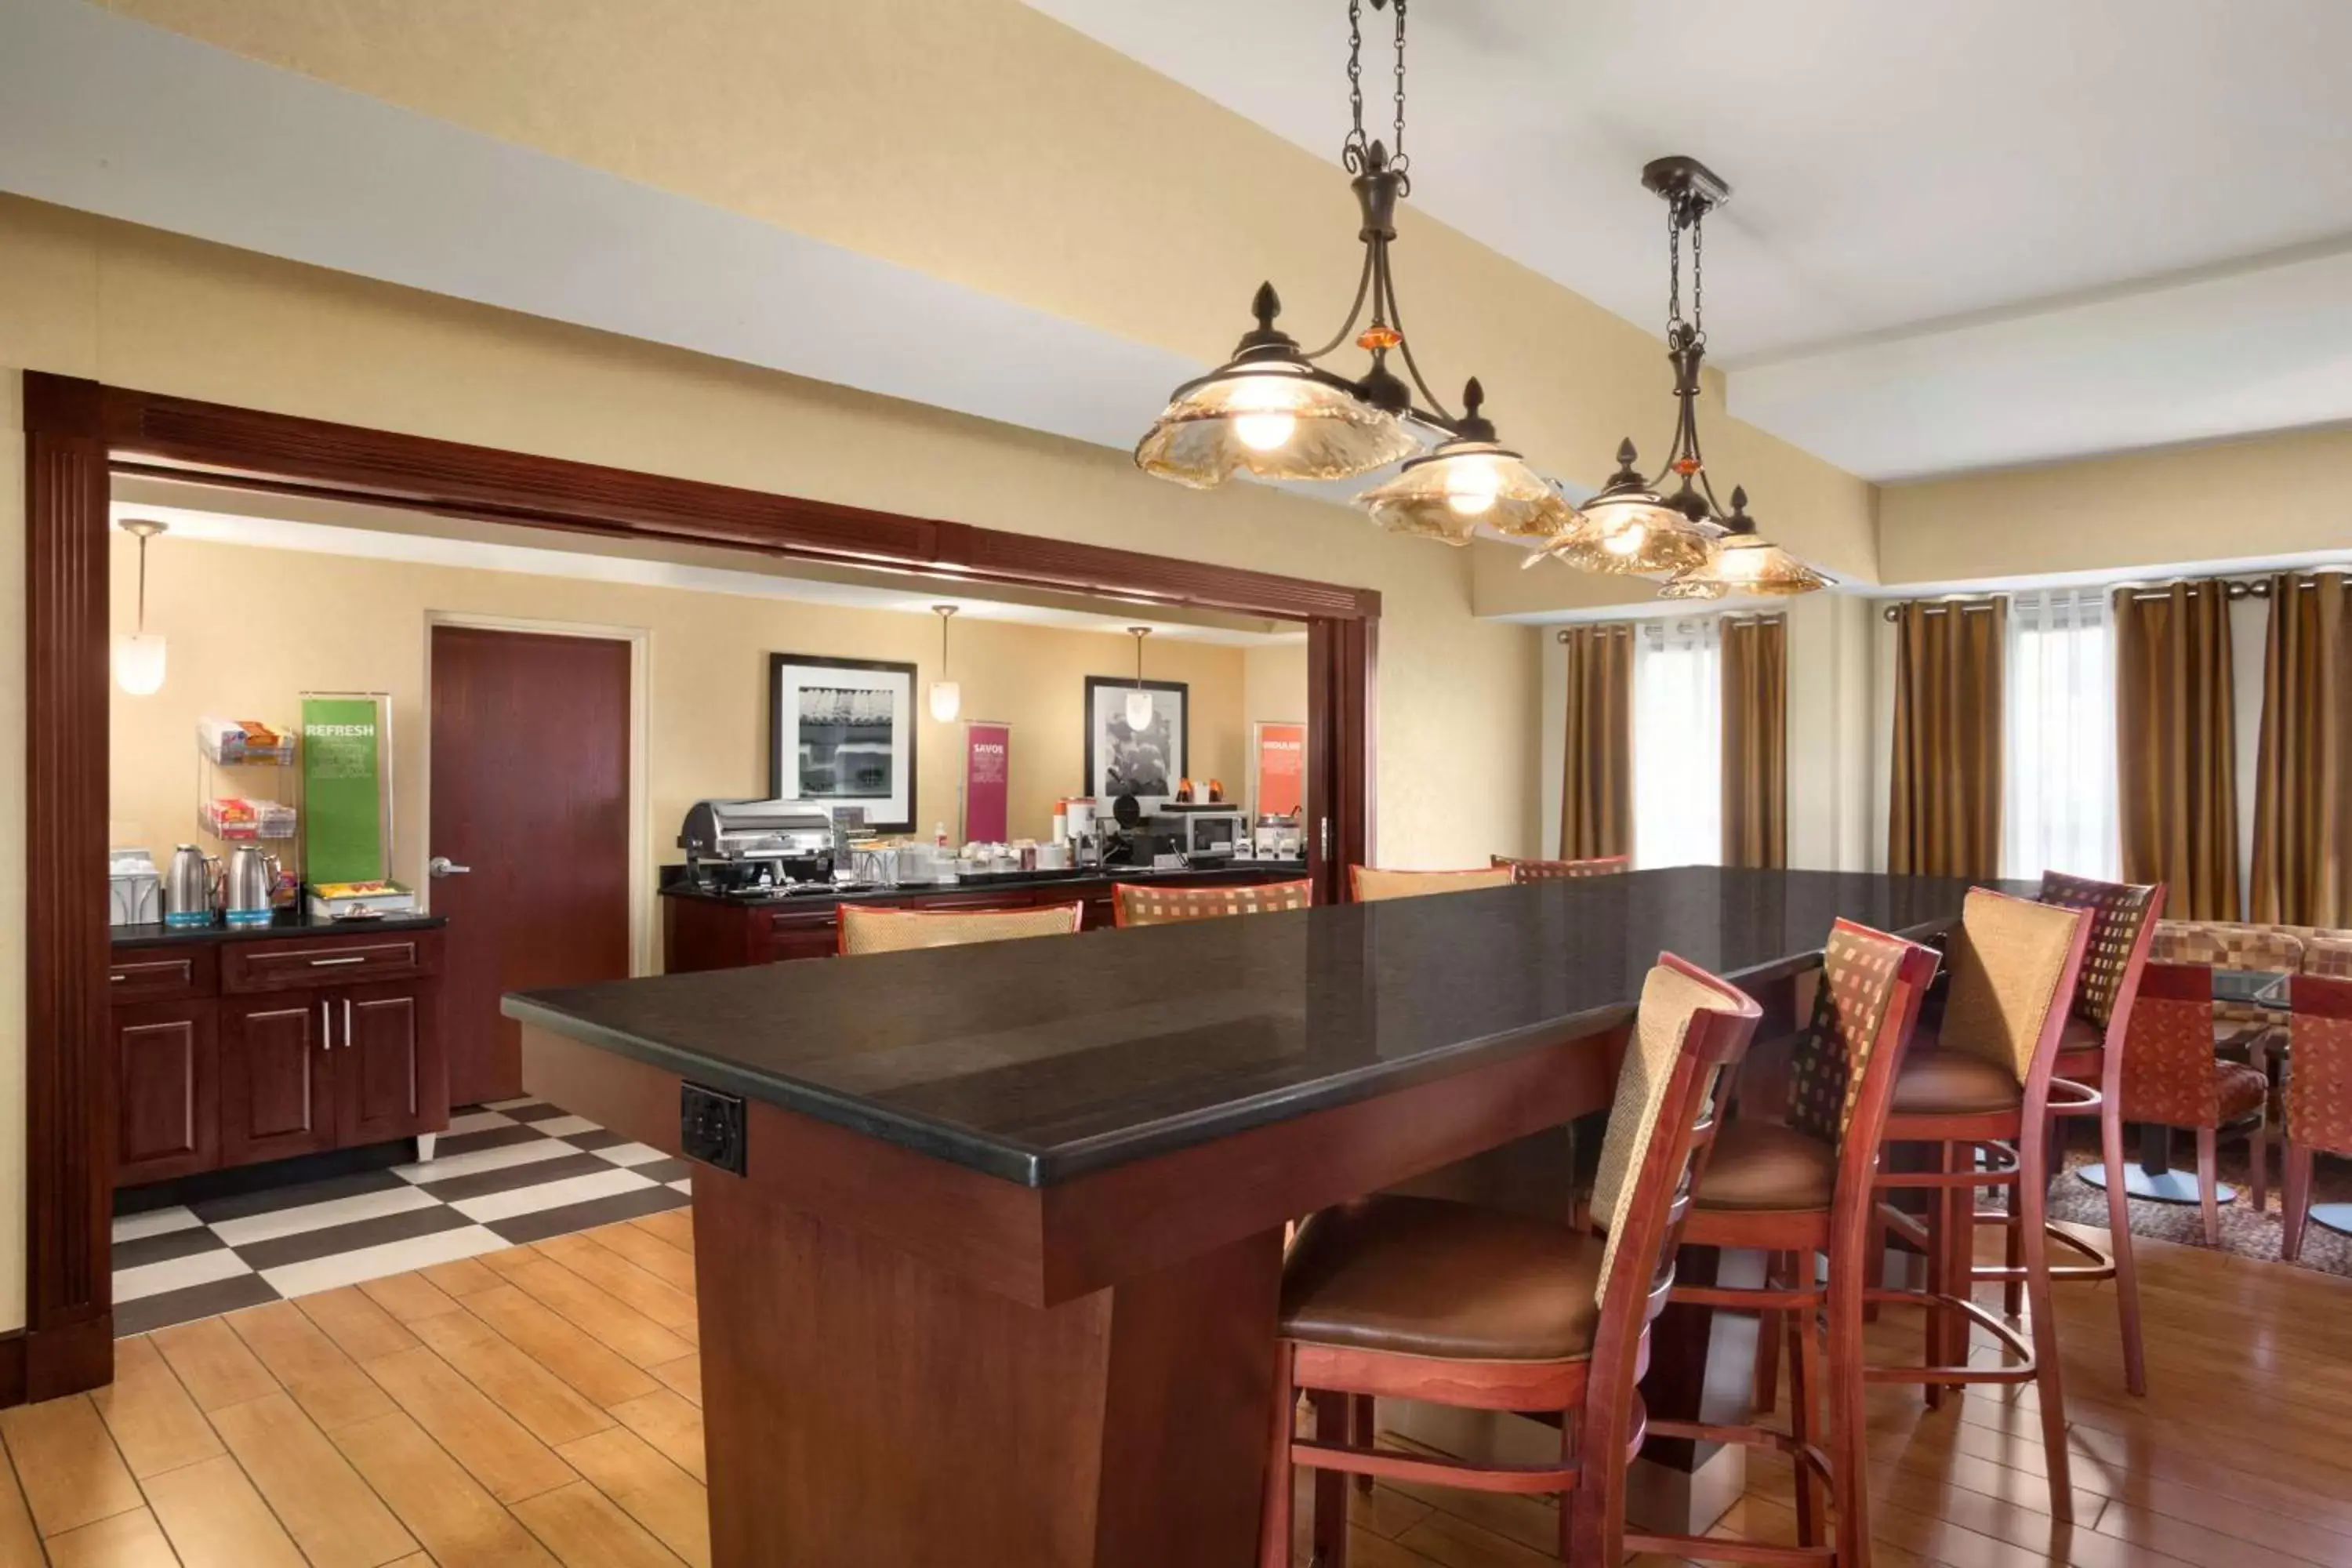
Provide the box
[1524,439,1714,576]
[1661,489,1831,599]
[1135,0,1549,521]
[114,518,169,696]
[927,604,962,722]
[1356,379,1580,545]
[1123,627,1156,731]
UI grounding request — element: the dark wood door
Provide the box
[338,981,448,1145]
[219,995,336,1167]
[430,626,633,1105]
[113,999,218,1185]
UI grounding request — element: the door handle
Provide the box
[320,997,333,1051]
[428,856,471,879]
[343,998,353,1049]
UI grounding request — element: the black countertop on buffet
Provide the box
[659,860,1308,910]
[111,908,448,949]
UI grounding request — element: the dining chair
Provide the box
[1871,887,2092,1517]
[1112,878,1311,927]
[1491,854,1631,881]
[1257,953,1762,1567]
[1676,919,1940,1566]
[2112,960,2270,1245]
[2154,920,2304,1068]
[1347,865,1515,902]
[2281,972,2352,1263]
[2030,871,2162,1396]
[836,901,1085,954]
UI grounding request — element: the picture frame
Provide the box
[768,653,917,833]
[1083,676,1189,807]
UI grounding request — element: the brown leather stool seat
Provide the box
[1278,1196,1602,1361]
[1692,1120,1838,1212]
[2054,1013,2105,1080]
[1890,1044,2022,1116]
[2214,1061,2269,1122]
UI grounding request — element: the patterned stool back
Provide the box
[2037,872,2162,1040]
[2286,974,2352,1156]
[1938,890,2092,1087]
[1113,879,1311,927]
[1491,854,1630,882]
[1348,866,1515,902]
[838,901,1085,955]
[1784,920,1939,1150]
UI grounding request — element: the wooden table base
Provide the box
[692,1173,1285,1567]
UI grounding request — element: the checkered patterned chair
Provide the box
[1348,866,1514,902]
[837,901,1085,955]
[2120,961,2270,1247]
[1112,879,1311,927]
[2281,973,2352,1264]
[2303,936,2352,981]
[1491,854,1630,881]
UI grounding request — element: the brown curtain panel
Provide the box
[2115,581,2241,920]
[2251,572,2350,927]
[1721,615,1788,869]
[1559,625,1633,860]
[1888,600,2005,879]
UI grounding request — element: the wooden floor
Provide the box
[0,1214,2346,1566]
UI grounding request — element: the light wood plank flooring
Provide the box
[0,1214,2345,1565]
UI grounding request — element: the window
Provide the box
[1632,617,1722,869]
[2002,587,2118,880]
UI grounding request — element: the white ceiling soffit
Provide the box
[1026,0,2352,481]
[0,0,1203,460]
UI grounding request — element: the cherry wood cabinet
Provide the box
[111,922,447,1187]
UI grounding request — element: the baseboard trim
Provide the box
[23,1315,113,1405]
[0,1331,23,1410]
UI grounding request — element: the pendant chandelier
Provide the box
[928,604,962,722]
[1123,627,1156,730]
[1133,0,1576,547]
[1526,157,1828,597]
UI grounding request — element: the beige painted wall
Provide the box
[109,534,1249,891]
[1879,424,2352,586]
[93,0,1882,586]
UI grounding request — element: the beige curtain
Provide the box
[1559,625,1633,861]
[1888,600,2005,879]
[1720,615,1787,869]
[2115,581,2241,920]
[2251,572,2350,927]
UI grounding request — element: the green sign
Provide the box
[302,695,387,885]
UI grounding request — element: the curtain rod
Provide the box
[1555,612,1784,641]
[1878,570,2343,622]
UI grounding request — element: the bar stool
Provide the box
[1348,865,1514,902]
[2028,871,2161,1396]
[1667,919,1939,1567]
[1258,955,1762,1567]
[2281,971,2352,1262]
[1871,888,2092,1517]
[1492,854,1630,881]
[1112,878,1311,926]
[837,900,1084,954]
[2110,961,2270,1244]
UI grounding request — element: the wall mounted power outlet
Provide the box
[679,1082,746,1176]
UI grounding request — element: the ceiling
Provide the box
[1026,0,2352,479]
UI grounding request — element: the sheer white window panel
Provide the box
[1633,616,1722,870]
[2002,587,2119,881]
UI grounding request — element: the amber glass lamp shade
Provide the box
[1526,441,1714,576]
[1658,490,1829,599]
[1356,440,1578,546]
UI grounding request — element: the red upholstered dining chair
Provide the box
[1671,920,1939,1567]
[1112,879,1311,927]
[2114,961,2270,1245]
[1871,888,2092,1516]
[1257,955,1762,1568]
[2030,871,2162,1396]
[2281,973,2352,1263]
[1492,854,1630,881]
[1348,865,1515,902]
[837,901,1084,955]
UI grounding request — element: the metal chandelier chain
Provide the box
[1666,200,1682,333]
[1389,0,1410,176]
[1344,0,1366,156]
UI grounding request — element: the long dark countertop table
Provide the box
[510,866,1979,1186]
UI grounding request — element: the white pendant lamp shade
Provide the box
[1124,688,1156,731]
[115,518,169,696]
[928,681,962,723]
[114,632,168,695]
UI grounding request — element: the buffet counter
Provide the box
[660,861,1310,971]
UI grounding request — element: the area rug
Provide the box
[2034,1121,2352,1276]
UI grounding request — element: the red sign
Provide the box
[963,721,1011,842]
[1254,722,1305,818]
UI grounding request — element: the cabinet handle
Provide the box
[343,998,353,1048]
[110,973,125,984]
[321,998,333,1050]
[308,955,368,968]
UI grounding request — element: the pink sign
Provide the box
[963,721,1011,842]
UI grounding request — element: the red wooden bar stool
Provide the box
[1871,888,2092,1517]
[1492,854,1631,880]
[1112,878,1312,925]
[1665,919,1940,1566]
[1348,865,1515,901]
[1257,955,1762,1566]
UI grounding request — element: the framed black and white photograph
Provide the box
[768,654,916,833]
[1083,677,1189,806]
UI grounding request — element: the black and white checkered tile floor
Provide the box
[111,1098,693,1337]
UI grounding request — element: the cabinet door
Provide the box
[114,1000,219,1185]
[220,994,336,1167]
[337,981,448,1146]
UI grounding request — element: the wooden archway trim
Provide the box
[18,371,1378,1399]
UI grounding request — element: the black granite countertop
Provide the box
[510,868,1984,1188]
[113,908,448,948]
[657,860,1311,909]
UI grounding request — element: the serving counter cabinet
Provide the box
[109,919,449,1186]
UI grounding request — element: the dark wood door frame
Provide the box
[20,370,1378,1399]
